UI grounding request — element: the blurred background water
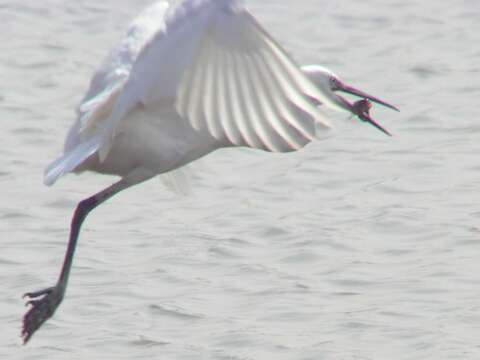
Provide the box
[2,0,480,359]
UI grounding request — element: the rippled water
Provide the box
[2,0,480,358]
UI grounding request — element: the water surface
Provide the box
[2,0,480,359]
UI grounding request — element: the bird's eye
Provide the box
[329,77,339,88]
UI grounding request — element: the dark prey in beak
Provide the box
[352,99,392,136]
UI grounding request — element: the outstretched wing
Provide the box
[175,6,333,152]
[47,0,339,185]
[96,0,334,160]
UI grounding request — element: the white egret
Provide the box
[22,0,398,343]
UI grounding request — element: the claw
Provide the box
[21,285,64,344]
[23,287,54,299]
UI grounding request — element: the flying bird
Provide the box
[22,0,398,344]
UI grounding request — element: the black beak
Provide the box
[337,83,399,112]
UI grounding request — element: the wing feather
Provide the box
[218,49,244,145]
[203,38,225,140]
[242,53,303,151]
[47,0,339,185]
[253,51,315,141]
[45,1,170,184]
[92,0,335,161]
[176,38,206,131]
[249,13,338,111]
[228,52,260,148]
[236,53,278,151]
[174,2,331,154]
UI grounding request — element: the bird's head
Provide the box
[302,65,399,136]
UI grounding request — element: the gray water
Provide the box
[2,0,480,358]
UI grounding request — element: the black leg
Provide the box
[22,179,129,344]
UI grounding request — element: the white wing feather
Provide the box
[97,0,335,159]
[45,1,170,185]
[76,1,170,137]
[46,0,341,185]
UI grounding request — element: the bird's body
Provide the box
[22,0,398,344]
[73,102,218,178]
[47,1,217,183]
[46,0,363,187]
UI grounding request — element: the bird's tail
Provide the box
[44,136,101,186]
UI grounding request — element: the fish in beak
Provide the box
[351,99,392,136]
[330,77,398,135]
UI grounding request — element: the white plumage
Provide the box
[23,0,397,344]
[45,0,341,187]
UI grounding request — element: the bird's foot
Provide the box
[22,285,64,344]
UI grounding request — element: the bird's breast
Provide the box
[82,104,222,178]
